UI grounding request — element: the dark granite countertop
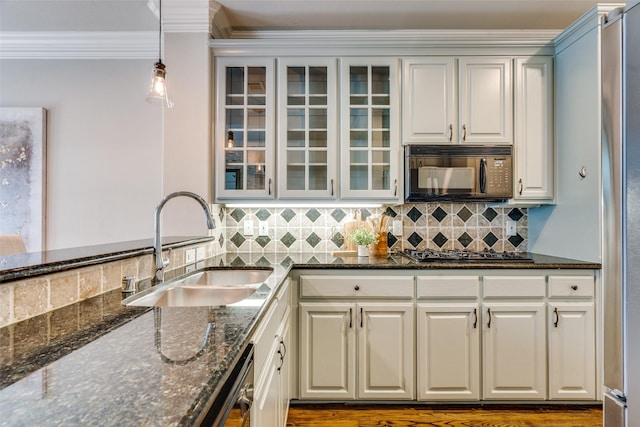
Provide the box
[0,251,600,426]
[0,236,216,283]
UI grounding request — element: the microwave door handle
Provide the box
[479,158,487,193]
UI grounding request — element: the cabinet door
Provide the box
[253,341,280,427]
[357,303,414,400]
[459,57,512,144]
[277,313,291,426]
[417,303,480,400]
[215,57,275,199]
[340,58,401,201]
[482,302,546,399]
[514,56,554,201]
[548,302,596,400]
[298,303,356,399]
[403,58,456,144]
[278,58,338,199]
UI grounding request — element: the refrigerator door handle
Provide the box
[610,389,627,402]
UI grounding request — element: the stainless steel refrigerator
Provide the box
[602,2,640,426]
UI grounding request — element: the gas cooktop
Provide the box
[402,248,533,263]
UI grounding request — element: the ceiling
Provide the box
[215,0,613,31]
[0,0,618,33]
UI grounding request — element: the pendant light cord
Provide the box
[158,0,162,63]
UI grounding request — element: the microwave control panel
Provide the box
[485,157,512,195]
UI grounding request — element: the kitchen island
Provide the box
[0,251,600,426]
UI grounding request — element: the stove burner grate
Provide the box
[402,248,533,262]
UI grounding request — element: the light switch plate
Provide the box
[185,248,196,263]
[506,220,517,237]
[258,221,269,236]
[244,220,254,236]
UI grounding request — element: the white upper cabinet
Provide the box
[277,58,338,199]
[513,56,554,201]
[215,57,276,200]
[459,57,512,144]
[340,58,401,201]
[403,57,512,145]
[403,58,457,144]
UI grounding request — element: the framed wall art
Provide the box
[0,107,47,254]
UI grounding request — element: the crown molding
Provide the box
[209,29,560,56]
[0,32,158,59]
[148,0,214,33]
[554,3,624,54]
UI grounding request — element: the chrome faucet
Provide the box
[154,191,215,283]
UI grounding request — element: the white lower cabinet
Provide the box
[299,302,414,400]
[417,303,480,400]
[293,270,597,404]
[482,301,547,400]
[548,275,596,400]
[416,275,480,401]
[252,280,291,427]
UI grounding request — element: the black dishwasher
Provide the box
[202,343,254,427]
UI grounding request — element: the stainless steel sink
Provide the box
[123,268,272,307]
[178,269,272,287]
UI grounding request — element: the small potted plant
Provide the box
[348,226,379,257]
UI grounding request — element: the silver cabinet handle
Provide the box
[268,178,272,195]
[518,178,523,195]
[472,308,478,329]
[553,307,559,328]
[487,308,492,328]
[393,179,398,197]
[349,308,353,328]
[354,285,360,291]
[571,284,579,291]
[448,124,453,142]
[360,307,363,328]
[462,124,467,141]
[331,178,334,197]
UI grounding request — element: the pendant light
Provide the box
[146,0,174,108]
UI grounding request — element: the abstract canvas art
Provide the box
[0,108,47,253]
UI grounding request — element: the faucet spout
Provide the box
[153,191,215,283]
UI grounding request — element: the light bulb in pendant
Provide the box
[227,131,234,148]
[146,61,174,108]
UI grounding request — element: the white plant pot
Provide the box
[357,245,369,257]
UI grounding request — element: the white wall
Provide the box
[528,21,602,262]
[0,59,164,250]
[160,32,214,238]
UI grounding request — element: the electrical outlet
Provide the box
[244,220,254,236]
[506,220,517,237]
[196,247,205,261]
[258,221,269,236]
[392,220,403,236]
[185,248,196,263]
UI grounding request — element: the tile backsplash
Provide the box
[223,203,528,254]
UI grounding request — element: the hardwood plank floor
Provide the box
[286,404,603,427]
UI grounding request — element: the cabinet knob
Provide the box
[571,284,578,291]
[354,285,360,291]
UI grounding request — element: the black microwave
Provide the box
[405,145,513,202]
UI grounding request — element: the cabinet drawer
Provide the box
[483,276,546,298]
[417,276,479,299]
[548,276,594,298]
[300,275,414,299]
[253,279,290,376]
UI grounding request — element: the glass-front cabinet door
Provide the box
[340,58,401,201]
[278,58,337,199]
[215,58,275,200]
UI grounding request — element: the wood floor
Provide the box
[286,404,603,427]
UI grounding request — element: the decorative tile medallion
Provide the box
[407,207,423,223]
[432,232,448,248]
[305,208,321,222]
[432,206,447,223]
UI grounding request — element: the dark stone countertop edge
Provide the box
[0,236,216,283]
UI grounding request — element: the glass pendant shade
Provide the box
[146,61,174,108]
